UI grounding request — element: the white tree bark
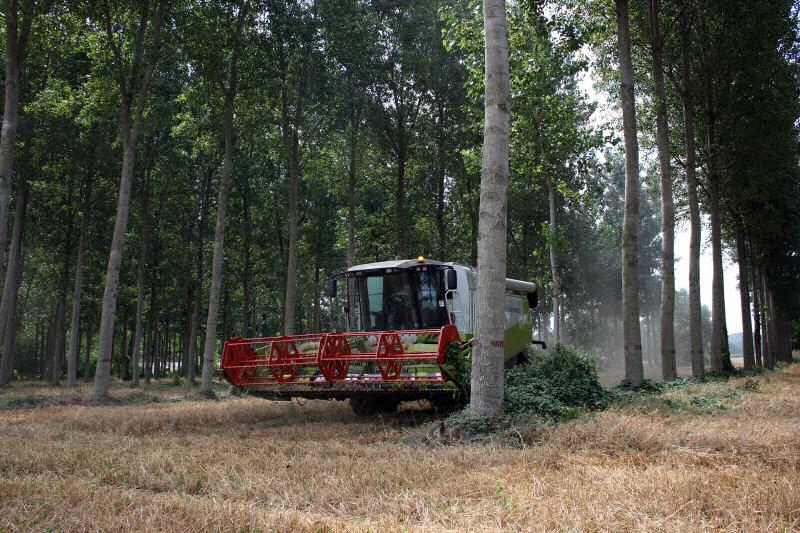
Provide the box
[0,0,33,276]
[199,94,235,396]
[92,0,166,400]
[649,0,676,381]
[706,115,727,373]
[680,9,704,377]
[470,0,510,416]
[615,0,644,385]
[282,91,300,336]
[735,228,755,368]
[93,144,135,398]
[200,4,247,395]
[0,177,27,385]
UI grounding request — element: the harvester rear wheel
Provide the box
[505,350,530,369]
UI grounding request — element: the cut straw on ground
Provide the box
[0,366,798,532]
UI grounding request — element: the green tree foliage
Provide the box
[0,0,796,388]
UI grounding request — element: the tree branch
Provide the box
[102,0,128,97]
[127,0,152,101]
[130,0,168,143]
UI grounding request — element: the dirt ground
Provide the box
[0,365,798,532]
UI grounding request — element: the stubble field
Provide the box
[0,365,798,532]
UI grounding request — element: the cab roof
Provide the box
[346,258,447,274]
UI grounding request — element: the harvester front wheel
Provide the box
[349,396,399,416]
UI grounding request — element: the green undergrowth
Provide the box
[504,344,607,419]
[413,345,607,445]
[611,380,747,415]
[610,365,769,414]
[415,348,790,446]
[0,393,51,410]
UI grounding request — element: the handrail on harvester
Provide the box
[220,324,461,390]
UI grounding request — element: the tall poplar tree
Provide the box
[92,0,168,400]
[615,0,643,386]
[470,0,511,416]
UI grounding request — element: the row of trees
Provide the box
[611,0,799,385]
[0,0,796,401]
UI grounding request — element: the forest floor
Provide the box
[0,365,798,532]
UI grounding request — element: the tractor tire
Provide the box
[431,395,461,414]
[505,350,530,369]
[376,397,400,414]
[349,396,399,416]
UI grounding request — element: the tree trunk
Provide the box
[83,310,94,381]
[759,268,772,368]
[395,131,407,258]
[199,3,246,394]
[0,176,28,385]
[767,289,778,365]
[649,0,676,381]
[50,296,65,386]
[436,101,446,259]
[701,11,731,374]
[39,319,46,377]
[188,292,201,378]
[131,166,150,386]
[44,305,55,380]
[119,306,129,380]
[706,127,727,373]
[181,284,189,367]
[313,262,321,332]
[145,286,156,384]
[224,284,231,340]
[346,102,360,331]
[0,0,33,274]
[34,321,40,375]
[547,176,560,344]
[2,273,22,384]
[67,172,93,388]
[200,97,233,394]
[680,10,704,377]
[187,177,208,381]
[282,94,300,336]
[92,0,166,400]
[752,267,762,366]
[93,140,136,396]
[55,175,77,384]
[616,0,644,385]
[470,0,510,416]
[241,178,252,337]
[735,229,754,367]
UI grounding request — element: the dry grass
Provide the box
[1,368,799,532]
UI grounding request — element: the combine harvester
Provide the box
[221,257,545,414]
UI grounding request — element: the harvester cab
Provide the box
[221,258,544,415]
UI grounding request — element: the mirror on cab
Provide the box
[325,277,337,298]
[446,269,457,290]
